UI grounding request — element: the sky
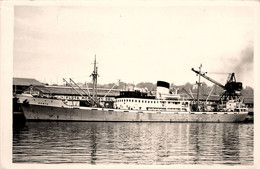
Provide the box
[13,4,255,87]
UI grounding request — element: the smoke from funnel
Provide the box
[233,44,253,87]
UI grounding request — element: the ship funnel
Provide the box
[156,81,170,99]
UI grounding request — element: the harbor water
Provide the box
[13,122,254,165]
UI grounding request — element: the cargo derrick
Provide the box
[191,68,243,101]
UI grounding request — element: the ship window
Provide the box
[139,100,140,102]
[135,100,137,102]
[142,100,144,103]
[145,101,147,103]
[148,101,150,103]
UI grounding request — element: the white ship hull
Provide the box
[18,95,248,123]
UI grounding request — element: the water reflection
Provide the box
[13,122,253,165]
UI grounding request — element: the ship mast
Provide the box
[196,64,202,111]
[90,55,99,105]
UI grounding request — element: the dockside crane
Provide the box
[191,68,243,101]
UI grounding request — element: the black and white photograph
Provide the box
[0,1,259,168]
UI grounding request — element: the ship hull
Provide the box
[19,104,248,123]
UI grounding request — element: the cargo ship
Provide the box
[16,59,248,122]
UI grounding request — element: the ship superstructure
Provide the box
[114,81,190,112]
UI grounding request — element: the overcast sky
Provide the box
[13,4,255,87]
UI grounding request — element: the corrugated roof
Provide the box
[196,95,219,101]
[244,98,254,104]
[181,93,220,101]
[185,93,254,103]
[33,86,121,97]
[13,78,44,86]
